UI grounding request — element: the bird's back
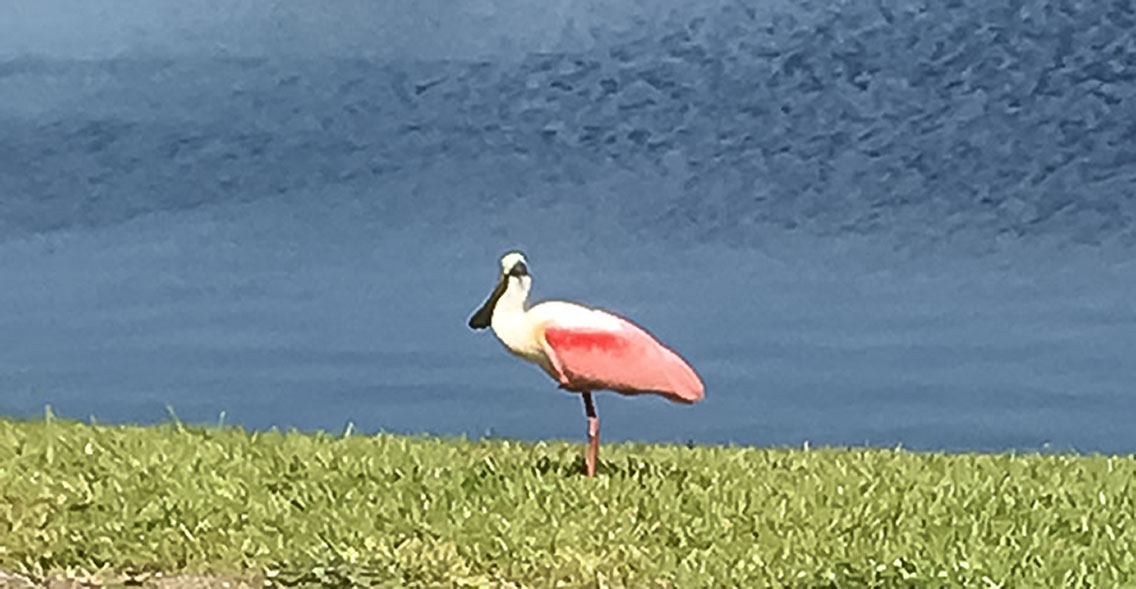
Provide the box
[531,301,705,404]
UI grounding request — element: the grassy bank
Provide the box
[1,416,1134,587]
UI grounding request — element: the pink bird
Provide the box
[468,251,704,476]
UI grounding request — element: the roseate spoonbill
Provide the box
[468,251,704,476]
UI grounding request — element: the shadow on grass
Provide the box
[523,454,696,481]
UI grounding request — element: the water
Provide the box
[1,0,1134,453]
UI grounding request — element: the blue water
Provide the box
[1,0,1134,453]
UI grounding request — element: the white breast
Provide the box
[490,307,541,360]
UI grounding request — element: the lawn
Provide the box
[1,413,1134,587]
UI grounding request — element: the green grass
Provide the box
[1,415,1135,588]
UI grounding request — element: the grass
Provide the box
[1,414,1135,588]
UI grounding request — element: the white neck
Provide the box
[494,275,531,316]
[488,274,539,358]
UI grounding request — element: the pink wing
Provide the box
[540,313,705,404]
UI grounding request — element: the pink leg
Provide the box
[582,392,599,477]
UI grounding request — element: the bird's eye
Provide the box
[509,262,529,277]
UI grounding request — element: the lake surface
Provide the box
[2,0,1134,453]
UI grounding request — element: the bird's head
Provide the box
[469,251,531,329]
[500,251,530,279]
